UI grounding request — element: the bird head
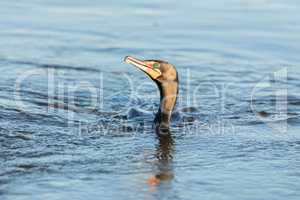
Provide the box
[124,56,178,84]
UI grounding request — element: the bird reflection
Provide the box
[147,131,175,185]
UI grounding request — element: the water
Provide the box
[1,0,300,199]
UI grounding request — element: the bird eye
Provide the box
[153,63,160,69]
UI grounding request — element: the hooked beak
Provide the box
[124,56,162,80]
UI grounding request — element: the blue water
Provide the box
[0,0,300,199]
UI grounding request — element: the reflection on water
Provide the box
[150,133,175,185]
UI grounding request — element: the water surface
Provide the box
[0,0,300,199]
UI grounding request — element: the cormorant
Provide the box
[124,56,179,135]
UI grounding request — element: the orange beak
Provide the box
[124,56,162,79]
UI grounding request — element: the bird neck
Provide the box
[154,81,178,131]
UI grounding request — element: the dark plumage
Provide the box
[125,56,179,135]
